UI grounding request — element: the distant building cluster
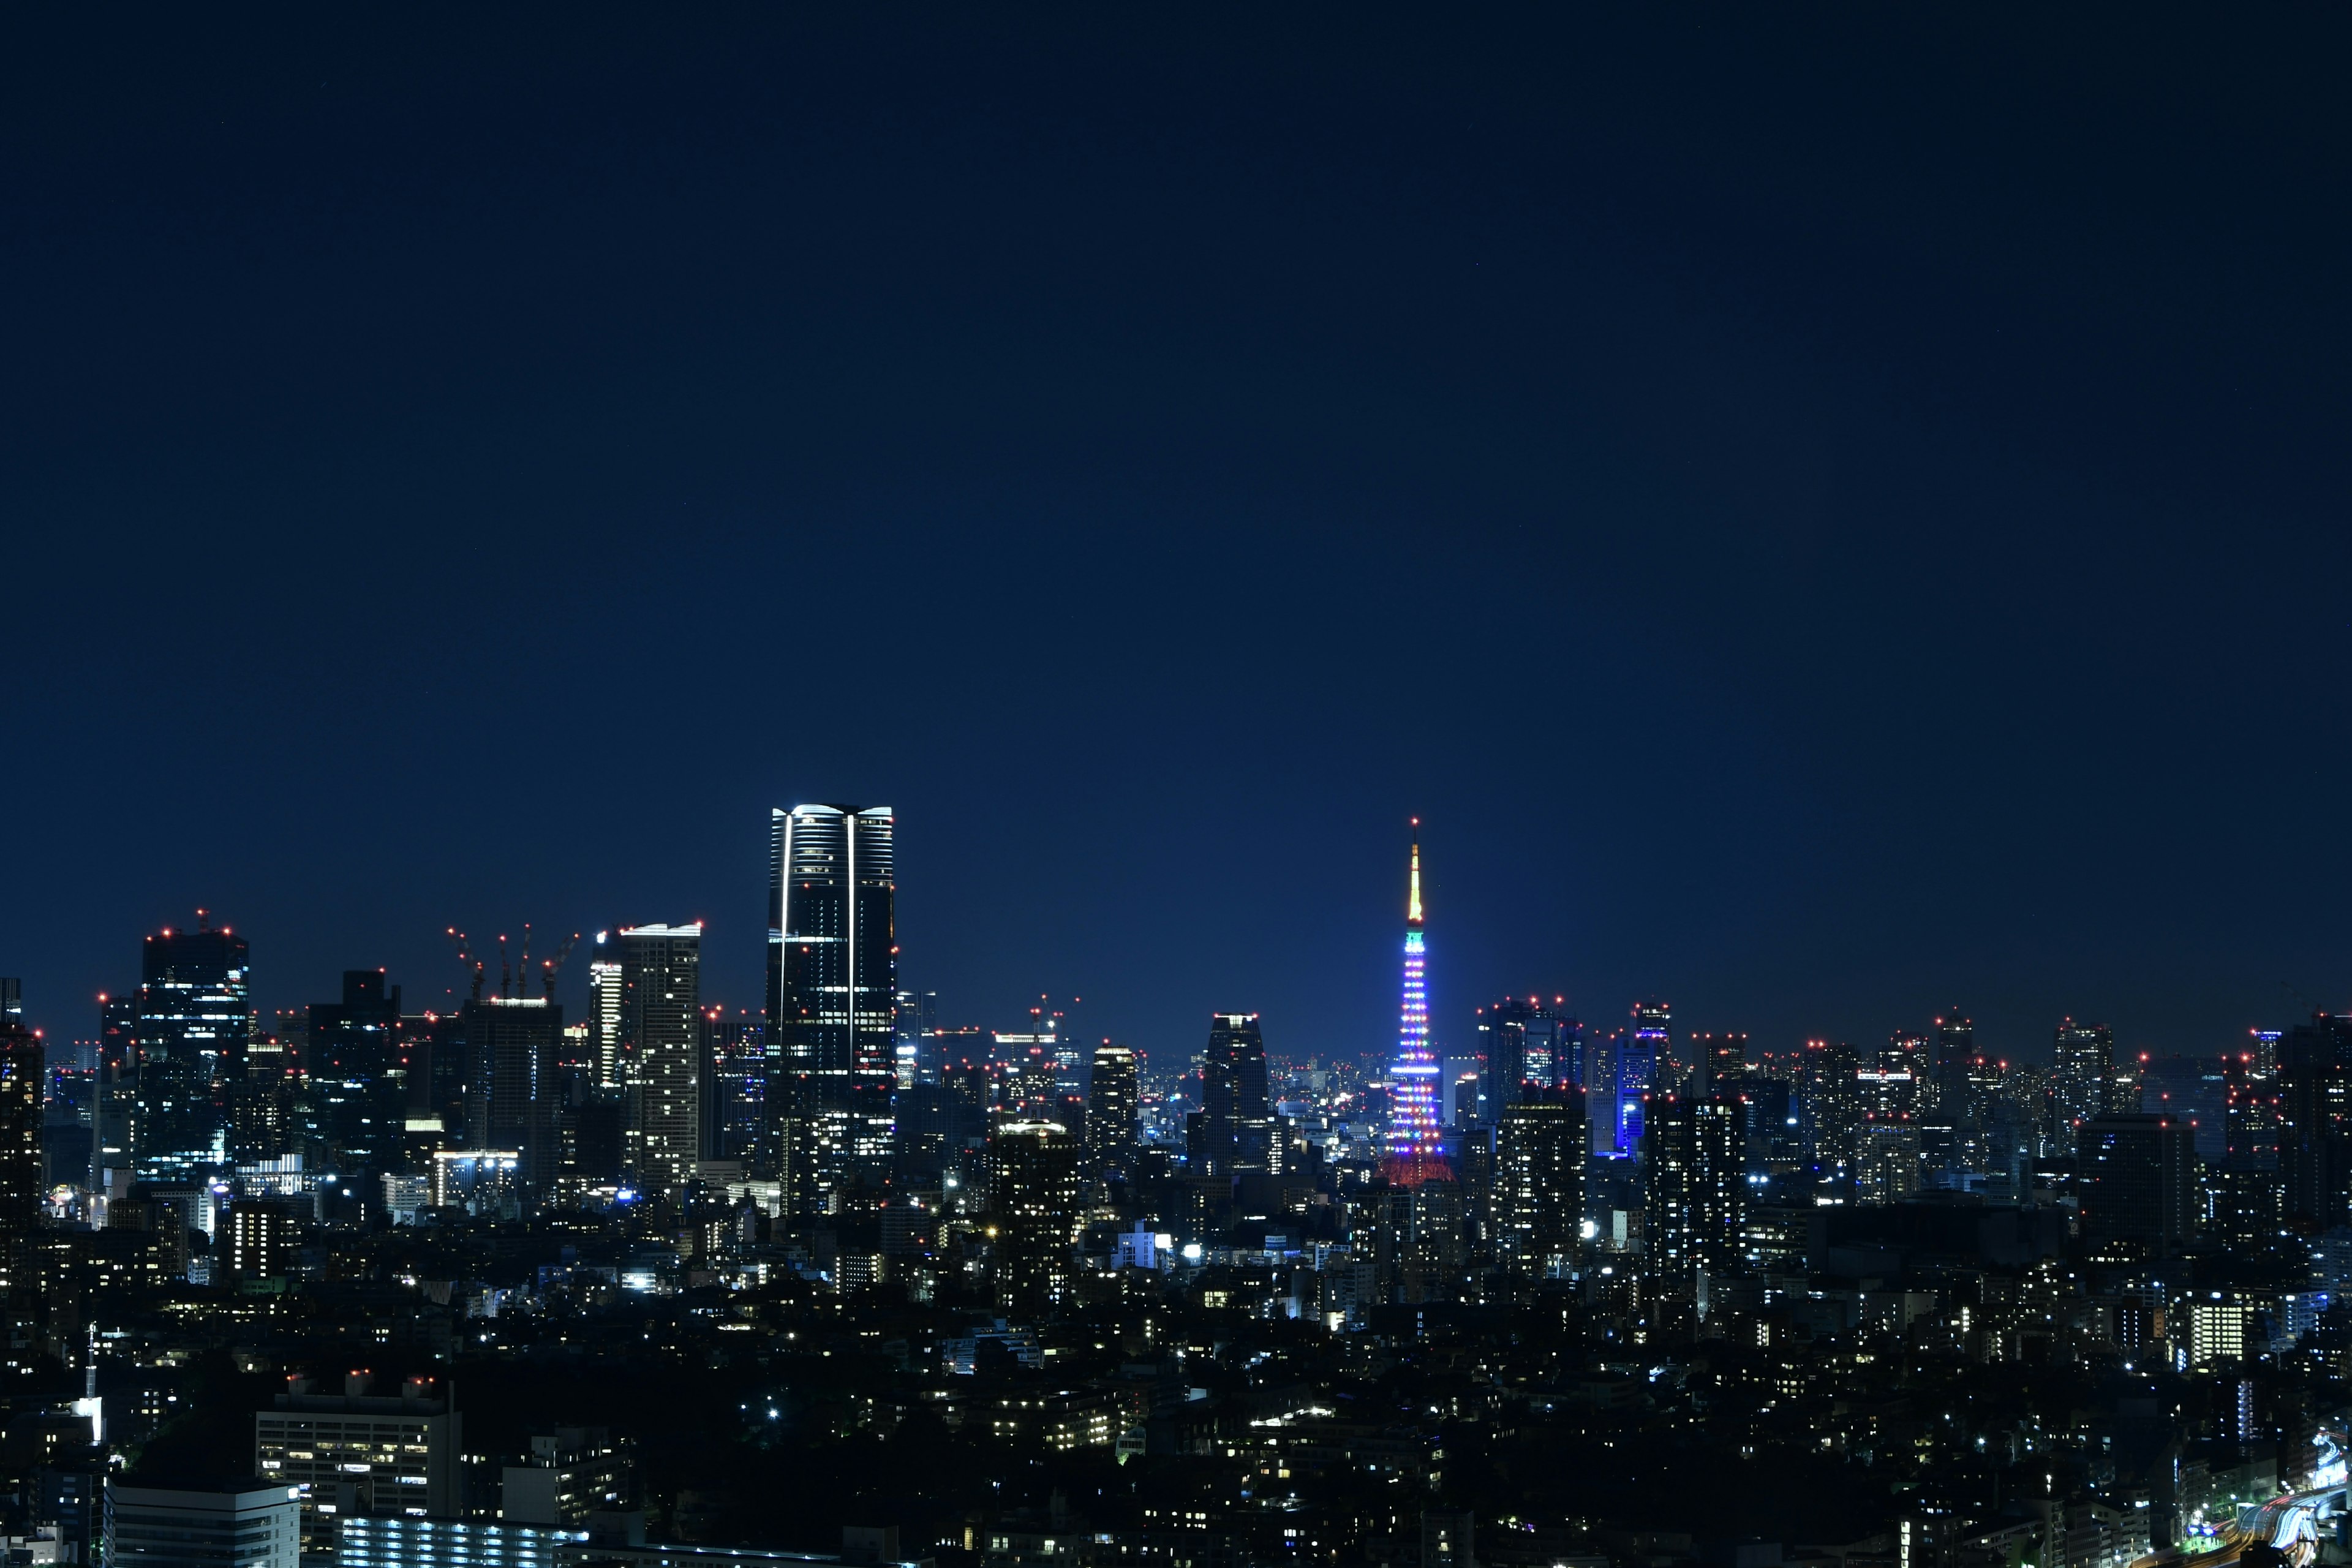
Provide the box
[0,810,2346,1568]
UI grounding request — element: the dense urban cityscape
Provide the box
[0,807,2342,1568]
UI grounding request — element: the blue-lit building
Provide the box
[338,1517,580,1568]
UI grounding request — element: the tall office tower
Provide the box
[2280,1013,2352,1232]
[1382,824,1450,1185]
[1857,1040,1920,1121]
[1933,1009,1977,1116]
[2052,1018,2114,1149]
[987,1120,1080,1316]
[617,923,703,1201]
[2080,1112,2198,1254]
[587,934,624,1089]
[1199,1013,1272,1177]
[93,993,137,1190]
[0,980,16,1020]
[133,919,252,1172]
[459,997,563,1194]
[1744,1077,1803,1172]
[1693,1031,1749,1100]
[1477,998,1583,1118]
[767,805,896,1219]
[1084,1041,1139,1185]
[306,970,405,1173]
[1631,1001,1673,1090]
[1645,1095,1744,1283]
[1495,1091,1586,1276]
[703,1008,766,1163]
[0,1011,40,1291]
[894,988,938,1088]
[1802,1039,1861,1181]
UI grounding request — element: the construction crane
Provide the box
[445,927,484,1004]
[539,931,582,998]
[497,934,513,1000]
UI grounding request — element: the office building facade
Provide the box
[766,805,896,1220]
[133,922,252,1172]
[618,923,703,1202]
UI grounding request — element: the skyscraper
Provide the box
[767,804,897,1219]
[459,996,562,1194]
[988,1120,1080,1316]
[1478,998,1583,1118]
[619,922,703,1202]
[1646,1094,1744,1283]
[307,970,404,1174]
[0,1008,42,1291]
[1084,1040,1138,1185]
[1495,1091,1585,1276]
[2081,1112,2198,1254]
[587,934,624,1090]
[2053,1018,2114,1149]
[1382,823,1449,1185]
[1197,1014,1271,1178]
[133,919,252,1172]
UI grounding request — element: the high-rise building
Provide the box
[766,805,897,1220]
[617,923,702,1202]
[2053,1018,2115,1150]
[894,988,938,1088]
[1932,1009,1977,1115]
[2080,1112,2198,1254]
[133,920,252,1172]
[1495,1091,1586,1276]
[587,935,624,1090]
[703,1008,765,1164]
[1084,1041,1138,1185]
[306,971,405,1174]
[459,998,562,1195]
[1382,824,1449,1186]
[1197,1014,1271,1178]
[1477,998,1583,1118]
[1693,1031,1749,1100]
[2279,1013,2352,1232]
[1645,1095,1744,1283]
[1631,1001,1673,1091]
[0,1011,40,1289]
[987,1121,1080,1316]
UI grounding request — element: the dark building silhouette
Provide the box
[307,970,404,1174]
[767,804,897,1221]
[2080,1112,2198,1253]
[460,997,563,1193]
[0,1011,42,1290]
[2279,1012,2352,1232]
[1191,1013,1270,1178]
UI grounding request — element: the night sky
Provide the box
[4,7,2349,1066]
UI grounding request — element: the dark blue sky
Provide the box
[4,7,2348,1066]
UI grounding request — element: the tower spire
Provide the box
[1408,816,1423,929]
[1382,816,1451,1186]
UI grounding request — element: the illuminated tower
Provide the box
[1382,822,1450,1185]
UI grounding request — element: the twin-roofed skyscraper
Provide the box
[766,804,897,1223]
